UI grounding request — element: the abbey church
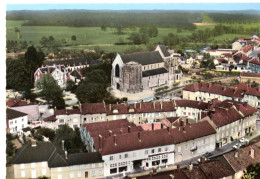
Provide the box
[111,45,182,93]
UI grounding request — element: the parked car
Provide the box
[239,138,249,143]
[203,152,213,158]
[233,143,241,149]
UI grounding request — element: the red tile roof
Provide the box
[199,160,234,178]
[175,100,209,110]
[242,45,253,53]
[137,123,162,131]
[81,102,106,114]
[183,82,260,98]
[207,100,257,127]
[93,120,216,155]
[43,115,57,122]
[6,98,30,107]
[136,169,188,179]
[224,142,260,172]
[54,109,81,115]
[221,53,232,58]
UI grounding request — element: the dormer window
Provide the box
[113,109,118,113]
[129,108,134,113]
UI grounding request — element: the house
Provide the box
[79,119,216,177]
[111,45,182,94]
[204,100,257,148]
[7,98,40,123]
[10,141,104,179]
[34,65,68,87]
[183,82,260,108]
[6,108,28,135]
[215,64,251,73]
[205,49,237,57]
[44,57,89,72]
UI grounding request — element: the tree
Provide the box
[242,163,260,179]
[6,58,31,91]
[76,70,108,103]
[66,79,76,92]
[101,25,107,31]
[14,27,20,39]
[37,127,55,141]
[229,65,234,72]
[71,35,76,41]
[55,125,85,152]
[37,74,65,109]
[24,46,45,89]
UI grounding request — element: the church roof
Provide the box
[142,67,168,77]
[120,51,163,65]
[158,45,170,57]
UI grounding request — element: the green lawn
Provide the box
[6,20,260,53]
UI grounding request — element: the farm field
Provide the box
[6,20,259,53]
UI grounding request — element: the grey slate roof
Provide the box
[12,141,103,167]
[158,45,170,57]
[44,58,88,67]
[39,67,56,74]
[12,142,57,164]
[120,51,163,65]
[142,67,168,77]
[6,108,28,119]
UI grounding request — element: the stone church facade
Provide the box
[111,45,182,93]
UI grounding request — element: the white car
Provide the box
[233,143,241,149]
[240,138,249,143]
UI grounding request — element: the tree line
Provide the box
[7,10,199,29]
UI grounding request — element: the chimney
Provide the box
[138,131,141,142]
[153,101,155,109]
[120,129,123,134]
[109,104,111,111]
[99,135,102,150]
[167,127,171,134]
[59,64,61,70]
[200,156,206,164]
[169,174,175,179]
[152,123,154,130]
[65,150,68,159]
[161,123,164,129]
[128,126,131,133]
[31,139,37,147]
[235,151,238,158]
[185,118,188,125]
[183,126,186,133]
[47,66,50,73]
[134,103,136,109]
[180,120,184,127]
[188,163,193,171]
[109,130,112,136]
[160,102,163,109]
[250,148,255,158]
[140,102,142,109]
[177,165,180,172]
[62,140,65,150]
[113,135,117,146]
[153,168,157,174]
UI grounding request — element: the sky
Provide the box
[6,3,260,11]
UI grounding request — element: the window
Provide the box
[20,164,25,169]
[125,153,128,158]
[10,121,13,125]
[42,162,46,167]
[151,149,155,153]
[115,64,120,77]
[165,147,168,151]
[110,168,117,174]
[77,172,82,178]
[158,148,161,152]
[58,168,62,172]
[91,170,95,176]
[110,156,114,161]
[21,171,25,178]
[22,118,24,122]
[99,163,103,167]
[178,146,181,153]
[85,172,88,178]
[59,119,64,124]
[42,169,47,176]
[145,150,148,154]
[31,163,35,168]
[92,164,96,168]
[15,120,17,124]
[119,155,121,159]
[84,118,87,121]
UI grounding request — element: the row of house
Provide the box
[183,82,260,109]
[127,141,260,179]
[78,97,258,177]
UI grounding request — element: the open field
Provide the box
[6,20,260,53]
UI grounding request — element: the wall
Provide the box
[14,161,50,178]
[8,115,28,135]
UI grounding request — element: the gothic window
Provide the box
[115,64,120,77]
